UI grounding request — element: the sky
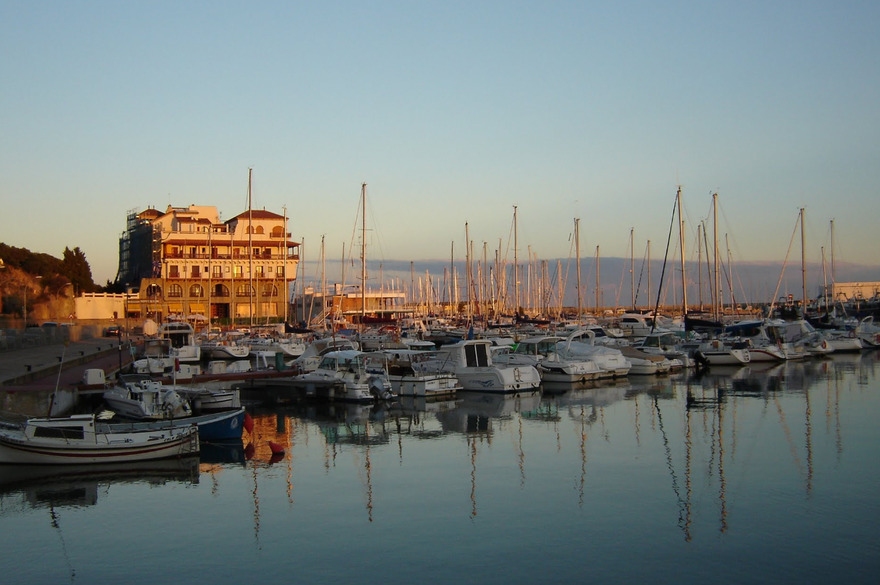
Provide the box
[2,1,878,289]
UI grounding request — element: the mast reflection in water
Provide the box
[2,353,878,584]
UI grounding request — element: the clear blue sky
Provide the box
[2,0,878,286]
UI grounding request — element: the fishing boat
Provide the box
[0,414,199,464]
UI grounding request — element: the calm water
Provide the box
[2,353,879,584]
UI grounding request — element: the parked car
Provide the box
[103,325,124,337]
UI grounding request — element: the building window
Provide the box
[169,265,180,278]
[213,284,229,297]
[278,266,285,277]
[271,226,283,237]
[168,284,183,298]
[190,284,204,298]
[146,284,162,298]
[233,265,243,278]
[263,284,278,297]
[212,266,222,278]
[191,266,200,278]
[236,284,255,297]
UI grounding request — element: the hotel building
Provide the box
[116,204,300,324]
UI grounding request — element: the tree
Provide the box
[62,246,95,293]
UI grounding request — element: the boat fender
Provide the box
[513,367,521,382]
[848,331,855,338]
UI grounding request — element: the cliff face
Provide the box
[0,267,74,323]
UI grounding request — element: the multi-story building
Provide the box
[116,204,299,325]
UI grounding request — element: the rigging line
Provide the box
[634,240,649,307]
[768,213,801,313]
[651,195,679,333]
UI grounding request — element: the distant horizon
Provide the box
[293,255,880,308]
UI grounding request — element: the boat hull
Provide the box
[0,423,199,465]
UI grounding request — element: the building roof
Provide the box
[227,209,285,222]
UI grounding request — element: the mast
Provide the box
[595,245,600,313]
[800,207,807,318]
[465,222,472,323]
[696,222,703,311]
[830,219,836,284]
[574,218,581,320]
[713,192,720,321]
[283,205,288,324]
[248,167,254,328]
[630,227,635,311]
[513,205,519,313]
[360,183,367,325]
[677,186,687,317]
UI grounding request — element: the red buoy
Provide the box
[243,412,254,434]
[268,441,285,455]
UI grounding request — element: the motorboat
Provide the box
[411,339,541,393]
[554,330,632,378]
[103,374,193,420]
[536,350,604,383]
[382,348,461,399]
[289,350,394,402]
[0,414,199,464]
[158,321,201,363]
[694,338,751,366]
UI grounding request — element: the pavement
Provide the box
[0,337,137,392]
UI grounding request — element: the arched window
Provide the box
[256,226,265,234]
[271,226,284,237]
[236,284,255,297]
[263,284,278,297]
[168,284,183,298]
[146,284,162,298]
[190,284,204,298]
[213,284,229,298]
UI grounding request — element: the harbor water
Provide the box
[2,353,878,584]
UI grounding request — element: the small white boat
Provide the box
[618,346,672,375]
[555,330,632,378]
[694,339,751,366]
[0,414,199,464]
[103,375,193,420]
[537,351,604,383]
[290,350,394,402]
[412,339,541,393]
[382,349,461,399]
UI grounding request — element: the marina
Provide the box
[1,342,878,583]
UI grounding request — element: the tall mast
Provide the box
[800,207,807,318]
[248,167,254,328]
[574,218,581,320]
[283,205,288,324]
[361,183,367,324]
[677,186,687,317]
[630,227,635,311]
[713,192,719,321]
[830,219,836,283]
[465,222,472,322]
[696,222,703,311]
[513,205,519,313]
[595,245,600,313]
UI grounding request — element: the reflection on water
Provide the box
[2,353,879,584]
